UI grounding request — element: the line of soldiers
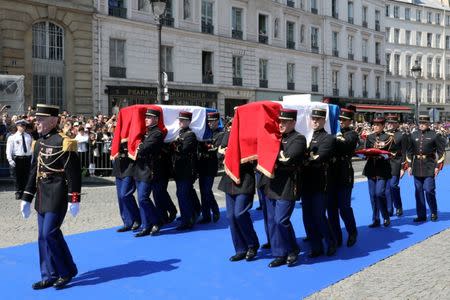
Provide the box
[219,108,359,268]
[363,114,446,226]
[220,108,446,268]
[112,110,224,237]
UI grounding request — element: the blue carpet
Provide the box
[1,168,449,300]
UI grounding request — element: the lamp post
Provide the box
[150,0,167,104]
[411,60,422,125]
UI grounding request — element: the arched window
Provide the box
[32,21,65,107]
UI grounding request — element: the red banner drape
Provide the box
[110,104,167,160]
[224,101,282,184]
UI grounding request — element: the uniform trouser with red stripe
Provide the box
[414,176,437,219]
[38,211,77,281]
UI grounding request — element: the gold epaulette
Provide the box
[59,133,78,152]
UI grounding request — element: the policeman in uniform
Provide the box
[302,108,337,258]
[133,109,164,237]
[112,142,141,233]
[262,109,306,267]
[197,112,222,224]
[20,104,81,290]
[406,115,446,222]
[6,119,33,199]
[385,114,408,217]
[327,108,358,248]
[218,130,260,262]
[172,111,198,230]
[363,117,392,228]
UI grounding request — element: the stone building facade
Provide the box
[0,0,94,114]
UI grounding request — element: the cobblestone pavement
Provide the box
[306,228,450,300]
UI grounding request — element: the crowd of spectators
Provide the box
[0,106,116,176]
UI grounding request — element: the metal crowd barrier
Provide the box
[0,141,114,178]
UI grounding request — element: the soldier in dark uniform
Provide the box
[133,109,164,237]
[262,109,306,267]
[172,111,198,230]
[158,142,178,224]
[385,114,408,217]
[112,143,141,233]
[218,130,260,262]
[20,104,81,290]
[302,108,337,258]
[197,112,222,224]
[327,108,358,248]
[406,115,446,222]
[363,117,392,228]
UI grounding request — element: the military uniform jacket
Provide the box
[303,128,335,193]
[218,131,255,195]
[172,127,198,180]
[387,129,408,177]
[160,143,174,179]
[329,127,358,188]
[22,129,82,214]
[112,142,136,178]
[134,125,164,183]
[406,128,446,177]
[197,129,223,177]
[262,130,306,201]
[362,131,392,179]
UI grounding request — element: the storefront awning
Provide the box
[353,104,413,113]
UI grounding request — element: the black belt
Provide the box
[14,156,31,159]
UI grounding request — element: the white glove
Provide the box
[9,161,15,168]
[20,200,31,219]
[380,154,390,160]
[68,202,80,217]
[356,154,366,159]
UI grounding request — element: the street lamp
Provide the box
[150,0,167,104]
[411,60,422,125]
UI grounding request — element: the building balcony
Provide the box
[287,82,295,90]
[287,41,295,49]
[233,77,242,86]
[362,21,368,28]
[259,34,268,44]
[110,66,126,78]
[260,79,268,88]
[202,22,214,34]
[348,90,354,97]
[161,17,174,27]
[363,56,368,63]
[333,88,339,96]
[348,17,354,24]
[311,46,319,54]
[109,7,127,19]
[348,53,354,60]
[363,91,368,98]
[202,74,214,84]
[287,0,295,8]
[311,7,318,14]
[311,84,318,92]
[332,11,339,19]
[376,92,380,99]
[232,29,243,40]
[333,49,339,57]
